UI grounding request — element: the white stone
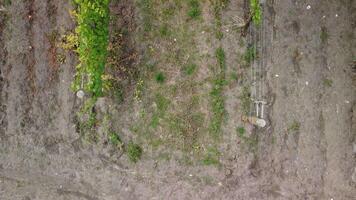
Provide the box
[306,5,311,10]
[76,90,85,99]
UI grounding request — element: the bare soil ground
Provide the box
[0,0,355,199]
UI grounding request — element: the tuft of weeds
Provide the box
[216,47,226,71]
[244,46,256,65]
[288,121,300,132]
[182,63,198,76]
[155,71,166,83]
[323,78,333,87]
[109,132,123,149]
[202,147,220,166]
[211,0,229,40]
[159,24,170,37]
[4,0,11,6]
[127,142,143,163]
[320,26,328,44]
[250,0,262,26]
[236,127,258,152]
[236,126,245,137]
[240,86,251,115]
[150,93,170,128]
[187,0,201,19]
[138,0,154,33]
[209,47,227,137]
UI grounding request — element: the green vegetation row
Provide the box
[209,47,227,137]
[250,0,262,26]
[72,0,110,98]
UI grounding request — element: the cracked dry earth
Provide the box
[0,0,355,200]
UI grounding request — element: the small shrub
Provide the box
[155,72,166,83]
[127,142,143,163]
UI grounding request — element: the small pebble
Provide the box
[226,29,229,32]
[306,5,311,10]
[76,90,85,99]
[275,74,279,77]
[173,38,177,42]
[335,14,338,17]
[345,100,350,104]
[189,174,193,177]
[305,81,309,85]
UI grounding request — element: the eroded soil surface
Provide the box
[0,0,355,199]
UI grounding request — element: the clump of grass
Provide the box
[320,26,328,44]
[187,0,201,19]
[138,0,154,32]
[127,142,143,163]
[216,47,226,71]
[150,93,170,128]
[182,63,198,76]
[250,0,262,26]
[202,147,220,166]
[288,121,300,132]
[244,46,256,65]
[323,78,333,87]
[155,72,166,83]
[236,126,245,137]
[240,86,251,115]
[159,24,170,37]
[211,0,229,40]
[209,48,227,137]
[109,132,123,149]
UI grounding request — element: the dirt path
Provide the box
[0,0,355,199]
[266,0,356,199]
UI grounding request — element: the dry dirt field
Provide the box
[0,0,355,199]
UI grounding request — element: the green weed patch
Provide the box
[72,0,110,98]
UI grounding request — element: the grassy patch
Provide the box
[159,24,170,37]
[202,147,220,166]
[109,132,124,149]
[236,126,245,136]
[211,0,229,40]
[323,78,333,87]
[187,0,201,19]
[236,127,258,152]
[150,93,170,128]
[320,26,328,44]
[244,46,256,65]
[250,0,262,26]
[240,86,251,115]
[209,48,227,137]
[127,142,143,163]
[155,71,166,83]
[288,121,300,132]
[182,63,198,76]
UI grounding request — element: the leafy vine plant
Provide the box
[71,0,110,99]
